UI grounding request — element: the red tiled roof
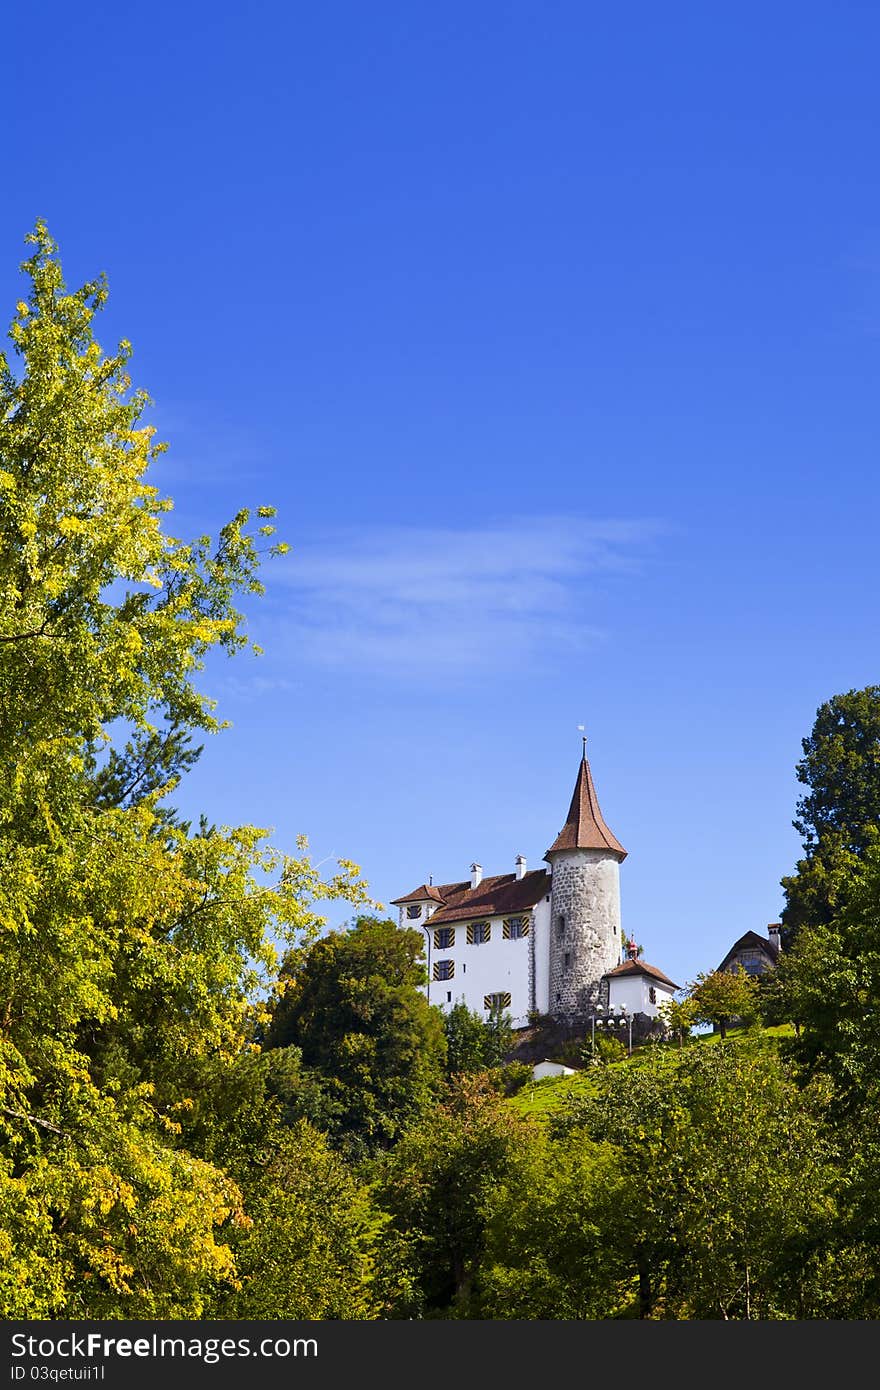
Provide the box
[603,959,679,989]
[545,755,626,860]
[422,869,550,925]
[390,881,467,906]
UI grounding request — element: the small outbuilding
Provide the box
[532,1059,576,1080]
[603,957,679,1019]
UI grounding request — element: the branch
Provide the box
[1,1105,69,1136]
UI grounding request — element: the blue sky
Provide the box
[4,1,880,988]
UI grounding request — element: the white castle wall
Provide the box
[398,898,541,1028]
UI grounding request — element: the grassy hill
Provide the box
[508,1023,796,1121]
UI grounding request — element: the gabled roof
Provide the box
[717,931,779,974]
[603,959,679,989]
[545,754,626,861]
[390,882,463,906]
[422,869,551,925]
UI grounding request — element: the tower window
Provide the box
[406,904,422,918]
[649,986,657,1004]
[433,959,454,981]
[564,952,571,970]
[555,915,566,940]
[434,926,455,950]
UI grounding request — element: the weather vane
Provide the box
[577,723,587,755]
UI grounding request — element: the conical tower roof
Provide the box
[545,753,627,861]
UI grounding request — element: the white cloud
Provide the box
[266,515,659,680]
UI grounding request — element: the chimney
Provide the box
[470,862,483,889]
[515,854,527,881]
[768,923,782,954]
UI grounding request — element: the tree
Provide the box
[211,1121,387,1320]
[779,844,880,1106]
[372,1076,537,1316]
[444,1003,492,1074]
[687,968,760,1039]
[770,845,880,1315]
[657,994,696,1045]
[0,224,372,1316]
[781,688,880,938]
[551,1043,838,1319]
[480,1130,629,1319]
[265,917,446,1154]
[443,1001,513,1075]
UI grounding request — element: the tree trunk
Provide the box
[637,1257,653,1319]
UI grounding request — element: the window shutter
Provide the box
[503,915,529,939]
[484,991,512,1010]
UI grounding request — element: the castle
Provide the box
[392,745,677,1029]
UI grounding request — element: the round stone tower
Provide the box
[545,748,627,1020]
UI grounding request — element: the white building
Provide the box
[604,949,679,1019]
[393,748,644,1029]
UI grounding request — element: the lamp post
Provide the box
[592,1004,633,1056]
[586,1004,634,1061]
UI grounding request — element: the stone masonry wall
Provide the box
[548,849,622,1020]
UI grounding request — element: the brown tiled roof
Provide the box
[423,869,550,925]
[717,931,779,974]
[545,755,627,860]
[390,881,467,906]
[603,959,679,989]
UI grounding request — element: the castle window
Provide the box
[406,904,422,919]
[503,916,529,940]
[649,986,657,1004]
[467,921,491,945]
[447,991,452,1003]
[434,926,455,950]
[433,959,454,981]
[564,952,571,970]
[484,992,512,1011]
[555,915,566,940]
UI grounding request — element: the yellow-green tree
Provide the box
[0,224,371,1316]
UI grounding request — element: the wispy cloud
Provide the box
[266,516,660,680]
